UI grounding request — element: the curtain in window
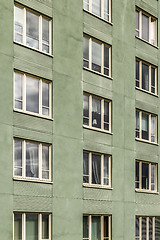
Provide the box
[83,152,89,183]
[92,97,101,128]
[155,217,160,240]
[92,154,101,184]
[26,142,39,178]
[92,216,101,240]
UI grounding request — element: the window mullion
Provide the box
[89,38,92,70]
[101,44,104,75]
[147,217,149,240]
[109,0,111,22]
[155,68,157,95]
[23,74,26,111]
[49,146,51,181]
[39,144,42,180]
[140,61,142,89]
[101,0,104,19]
[139,217,142,239]
[101,155,104,185]
[39,15,42,51]
[39,214,42,240]
[109,101,111,132]
[149,65,151,93]
[149,17,151,43]
[139,11,142,38]
[139,111,142,139]
[109,47,111,77]
[39,79,42,115]
[23,140,26,178]
[149,114,151,142]
[155,165,157,192]
[89,153,92,185]
[49,214,52,240]
[109,157,111,187]
[89,0,92,13]
[153,217,155,240]
[149,163,151,191]
[89,215,92,240]
[49,20,52,54]
[101,216,104,240]
[101,99,104,130]
[23,8,26,45]
[139,162,142,190]
[23,213,26,240]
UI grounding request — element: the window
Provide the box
[136,59,157,95]
[136,216,160,240]
[83,0,111,22]
[14,139,51,181]
[83,35,111,77]
[14,213,51,240]
[135,160,157,192]
[136,9,157,46]
[14,4,52,54]
[83,93,111,132]
[14,71,51,118]
[83,215,111,240]
[136,110,157,143]
[83,151,111,187]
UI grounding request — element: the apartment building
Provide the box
[0,0,160,239]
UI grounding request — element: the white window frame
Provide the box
[136,58,157,95]
[83,151,111,188]
[135,160,157,193]
[136,216,160,240]
[83,92,112,133]
[14,71,52,119]
[83,215,111,240]
[13,212,52,240]
[136,8,157,46]
[14,3,52,54]
[13,138,52,182]
[83,35,111,77]
[83,0,112,23]
[136,109,157,144]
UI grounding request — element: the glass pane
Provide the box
[104,0,109,21]
[83,216,89,238]
[142,14,149,42]
[42,18,49,53]
[92,154,101,184]
[149,217,153,240]
[92,97,101,129]
[83,152,89,183]
[155,217,160,240]
[14,214,22,240]
[14,168,22,176]
[26,142,39,178]
[42,214,49,239]
[26,11,39,49]
[151,164,155,191]
[92,216,101,240]
[104,101,109,130]
[92,40,101,73]
[26,76,39,114]
[83,0,89,11]
[151,67,155,94]
[136,217,139,237]
[136,162,139,189]
[104,45,109,76]
[42,171,49,179]
[83,37,89,68]
[136,60,139,87]
[142,63,149,91]
[150,18,156,45]
[136,111,139,138]
[14,72,23,109]
[26,214,38,240]
[14,6,23,43]
[142,112,149,140]
[42,145,49,179]
[104,216,109,238]
[104,156,109,185]
[14,140,22,177]
[136,11,139,37]
[142,163,149,189]
[92,0,101,17]
[83,94,89,126]
[151,116,156,142]
[142,217,147,240]
[42,81,49,115]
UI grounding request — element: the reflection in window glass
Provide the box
[104,0,109,21]
[142,14,149,42]
[136,11,139,37]
[104,45,109,76]
[83,152,89,183]
[155,217,160,239]
[83,0,89,11]
[14,6,23,43]
[150,18,156,45]
[42,82,49,116]
[142,163,149,190]
[135,161,139,189]
[92,40,101,73]
[42,214,49,239]
[83,37,89,68]
[14,140,22,177]
[42,18,50,53]
[14,72,23,110]
[104,155,109,185]
[14,214,22,240]
[92,154,101,184]
[142,217,147,240]
[26,11,39,49]
[136,60,140,87]
[142,112,149,140]
[42,145,49,179]
[83,216,89,239]
[83,94,89,126]
[92,0,101,17]
[142,63,149,91]
[26,76,39,114]
[92,216,101,240]
[26,214,38,240]
[92,97,101,129]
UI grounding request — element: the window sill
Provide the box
[83,125,113,135]
[83,184,113,190]
[135,87,158,97]
[14,41,54,58]
[135,138,158,146]
[14,109,54,121]
[83,67,113,80]
[135,36,158,49]
[83,9,113,26]
[135,189,159,195]
[13,177,53,184]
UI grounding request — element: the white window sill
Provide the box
[14,109,53,121]
[135,189,159,195]
[83,184,112,190]
[135,87,158,97]
[135,138,158,146]
[14,41,54,57]
[83,67,113,80]
[83,9,113,26]
[83,125,113,135]
[135,36,158,49]
[13,177,53,184]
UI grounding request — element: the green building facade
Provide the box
[0,0,160,239]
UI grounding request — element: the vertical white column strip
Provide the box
[39,214,42,240]
[23,213,26,240]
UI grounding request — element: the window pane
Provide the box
[104,0,109,21]
[83,152,89,183]
[151,67,155,94]
[92,40,101,73]
[26,76,39,114]
[14,72,23,109]
[104,216,109,238]
[26,142,39,178]
[104,45,109,76]
[92,154,101,184]
[149,217,153,240]
[42,81,49,116]
[92,97,101,128]
[150,18,156,45]
[42,145,49,179]
[136,217,139,237]
[103,156,109,185]
[142,14,149,42]
[136,11,139,37]
[92,0,101,17]
[83,37,89,68]
[83,0,89,11]
[151,116,156,142]
[92,216,101,240]
[104,101,109,130]
[142,112,149,140]
[136,60,140,87]
[14,140,22,177]
[155,217,160,240]
[142,217,147,240]
[42,214,49,239]
[14,6,23,43]
[42,18,49,53]
[26,214,38,240]
[14,214,22,240]
[142,63,149,91]
[136,161,139,189]
[83,216,89,239]
[151,164,156,191]
[142,163,149,190]
[83,94,89,125]
[26,11,39,49]
[136,111,140,138]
